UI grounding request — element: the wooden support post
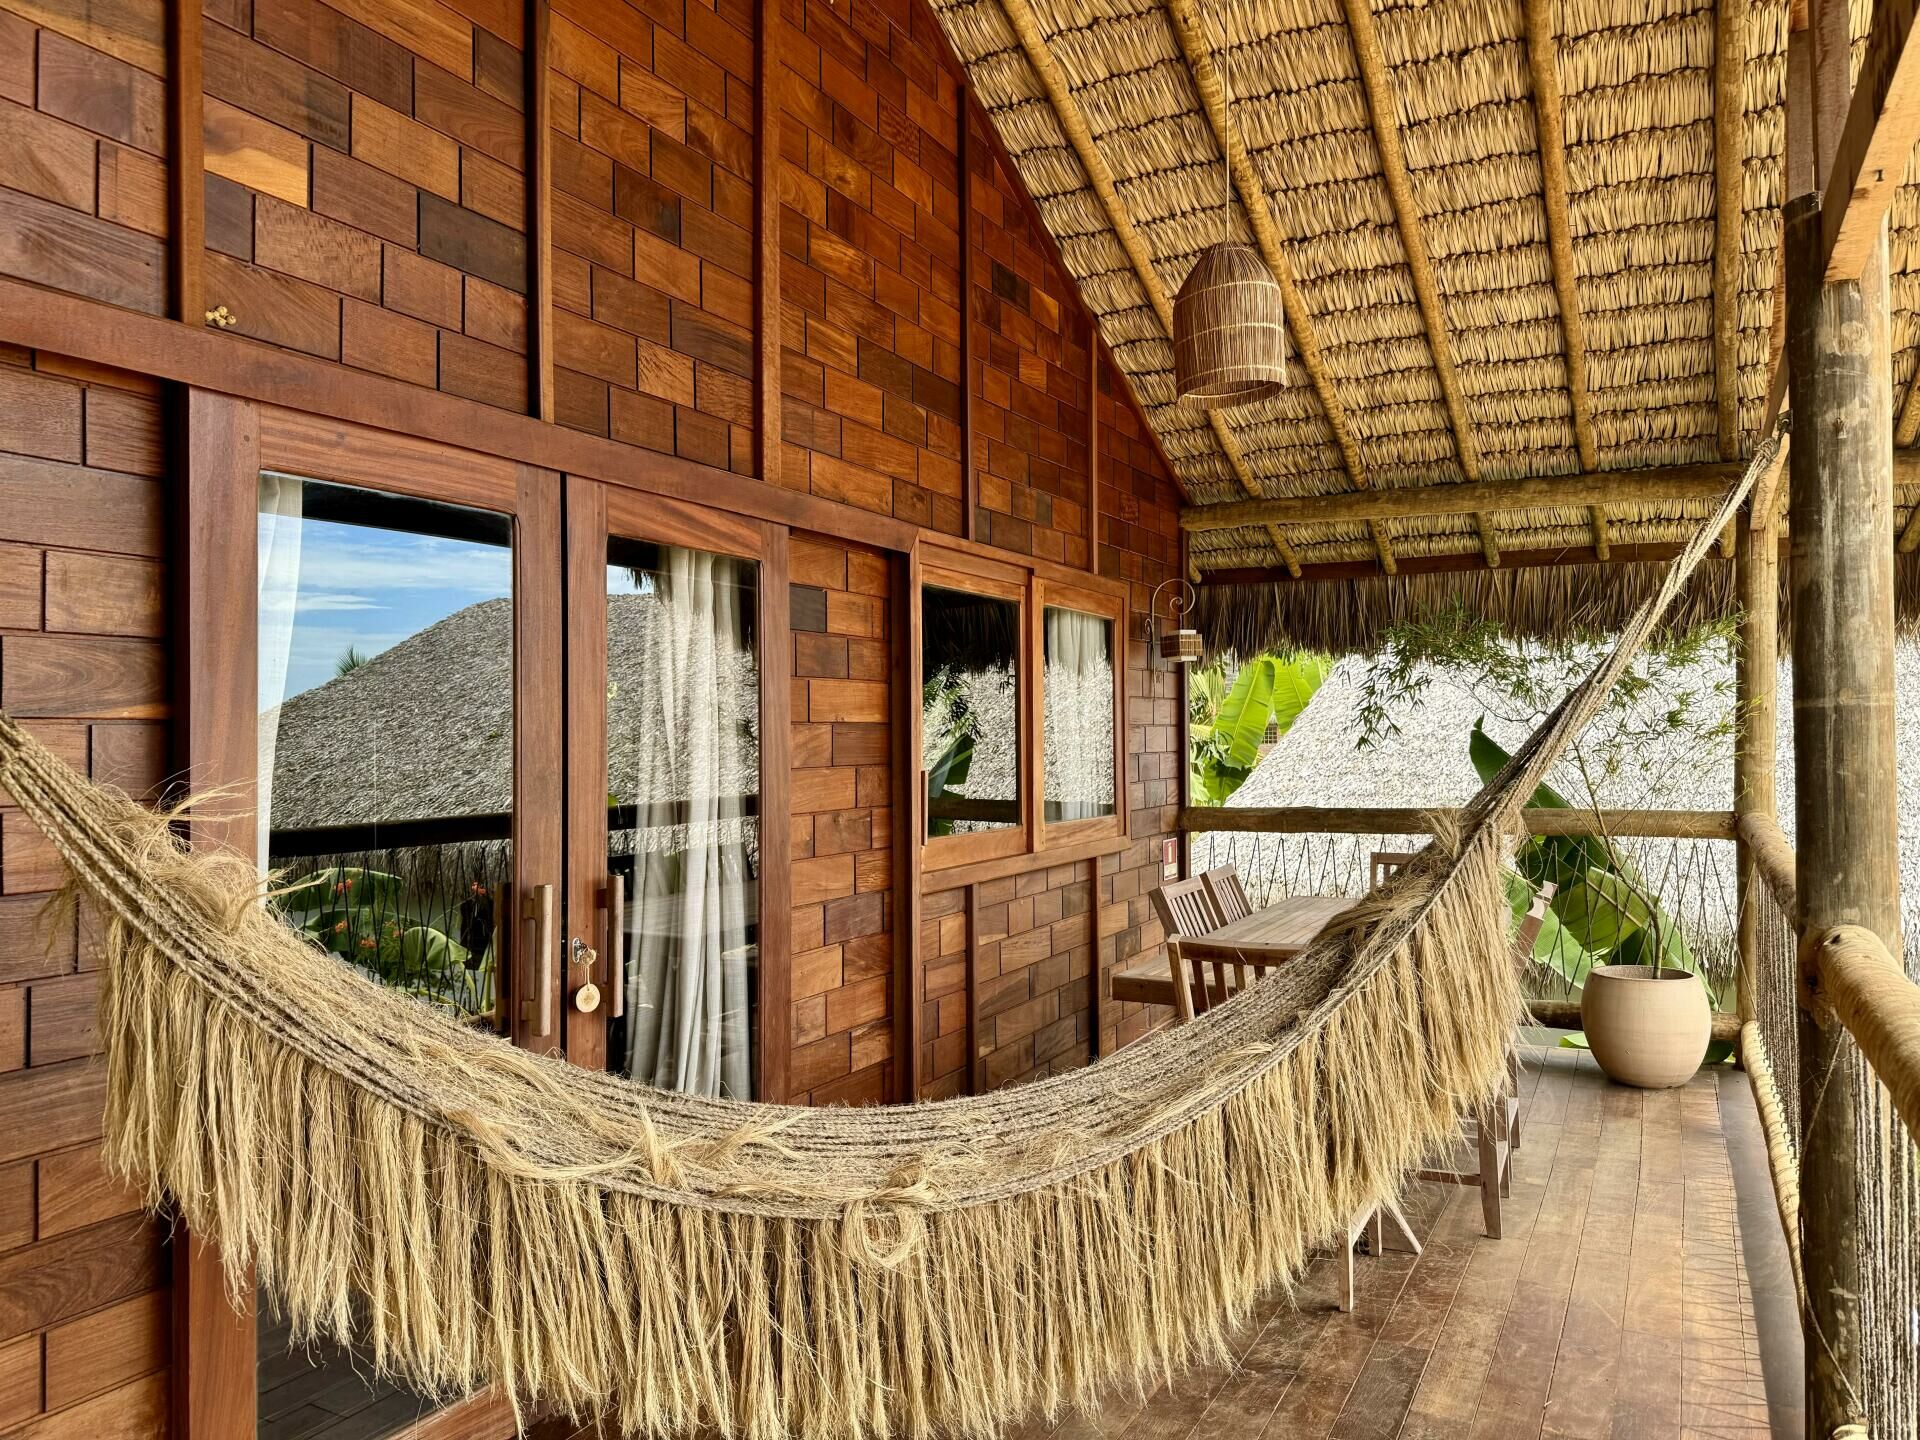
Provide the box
[1784,190,1899,1440]
[526,0,553,421]
[959,91,978,543]
[1733,506,1779,1031]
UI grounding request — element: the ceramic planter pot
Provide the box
[1580,964,1711,1089]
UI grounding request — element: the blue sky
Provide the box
[262,516,514,703]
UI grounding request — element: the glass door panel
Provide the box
[603,537,761,1097]
[251,472,525,1437]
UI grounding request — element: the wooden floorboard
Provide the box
[1052,1045,1792,1440]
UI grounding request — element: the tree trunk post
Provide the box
[1734,505,1778,1034]
[1784,190,1900,1440]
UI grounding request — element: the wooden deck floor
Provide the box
[1011,1045,1798,1440]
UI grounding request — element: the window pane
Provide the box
[607,538,760,1098]
[923,585,1021,836]
[255,474,513,1435]
[1043,606,1115,823]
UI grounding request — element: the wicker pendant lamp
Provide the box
[1173,7,1286,409]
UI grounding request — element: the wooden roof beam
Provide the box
[994,0,1302,576]
[1819,0,1920,281]
[1179,455,1901,531]
[1340,0,1498,569]
[1521,0,1610,558]
[1712,0,1749,459]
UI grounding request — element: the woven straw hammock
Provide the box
[0,434,1775,1440]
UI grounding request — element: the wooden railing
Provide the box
[1176,805,1736,839]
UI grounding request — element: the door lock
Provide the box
[570,936,601,1012]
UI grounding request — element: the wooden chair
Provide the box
[1199,865,1252,923]
[1370,849,1418,889]
[1150,878,1226,1019]
[1414,883,1555,1238]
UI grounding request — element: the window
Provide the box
[605,537,761,1098]
[918,549,1127,867]
[922,583,1023,844]
[1042,605,1117,825]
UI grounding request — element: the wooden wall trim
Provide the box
[756,0,781,485]
[0,281,919,553]
[758,527,793,1104]
[173,389,260,1440]
[965,883,982,1094]
[1087,349,1101,575]
[527,0,554,422]
[892,549,924,1102]
[167,0,204,325]
[960,90,978,543]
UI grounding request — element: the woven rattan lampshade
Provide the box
[1173,241,1287,408]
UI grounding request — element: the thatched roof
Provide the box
[269,595,758,833]
[928,0,1920,648]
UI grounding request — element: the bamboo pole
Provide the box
[1734,508,1779,1029]
[1784,190,1897,1439]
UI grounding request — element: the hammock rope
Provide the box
[0,425,1778,1439]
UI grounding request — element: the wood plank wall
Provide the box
[0,350,172,1436]
[0,0,1190,1423]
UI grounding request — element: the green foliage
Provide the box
[1188,652,1330,806]
[274,865,475,999]
[1474,722,1693,995]
[923,670,978,838]
[334,645,370,676]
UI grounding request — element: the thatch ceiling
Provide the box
[929,0,1920,588]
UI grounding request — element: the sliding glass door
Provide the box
[562,481,789,1097]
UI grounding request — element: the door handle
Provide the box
[607,872,626,1019]
[521,883,554,1037]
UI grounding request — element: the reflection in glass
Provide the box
[1044,607,1116,823]
[607,539,760,1098]
[923,585,1021,836]
[254,474,514,1437]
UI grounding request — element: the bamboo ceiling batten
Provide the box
[0,443,1771,1436]
[927,0,1802,591]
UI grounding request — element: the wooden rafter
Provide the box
[1713,0,1749,460]
[1178,456,1879,531]
[1819,0,1920,281]
[1897,363,1920,448]
[993,0,1303,576]
[1162,0,1388,576]
[1340,0,1496,569]
[1521,0,1610,556]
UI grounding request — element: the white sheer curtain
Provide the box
[1043,608,1115,823]
[255,474,304,866]
[623,546,757,1098]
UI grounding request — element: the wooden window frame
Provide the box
[1032,577,1128,849]
[561,477,792,1102]
[915,539,1129,876]
[918,550,1032,870]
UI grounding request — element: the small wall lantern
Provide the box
[1149,579,1202,666]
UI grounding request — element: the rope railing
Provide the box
[1737,814,1920,1440]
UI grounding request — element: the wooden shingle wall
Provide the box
[774,0,965,530]
[787,532,896,1105]
[967,112,1091,566]
[0,0,169,316]
[197,0,534,405]
[0,349,171,1438]
[547,0,758,468]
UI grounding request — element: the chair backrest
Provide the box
[1150,877,1223,942]
[1200,866,1252,924]
[1370,850,1417,890]
[1511,880,1558,964]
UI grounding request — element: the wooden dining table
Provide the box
[1110,893,1356,1009]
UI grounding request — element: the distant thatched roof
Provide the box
[928,0,1920,624]
[270,596,758,833]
